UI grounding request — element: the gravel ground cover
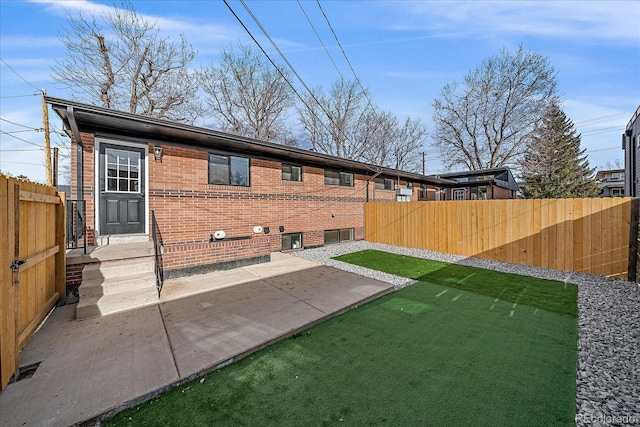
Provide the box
[291,241,640,426]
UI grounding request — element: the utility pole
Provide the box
[41,90,52,186]
[421,152,426,175]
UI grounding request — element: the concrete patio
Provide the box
[0,252,394,426]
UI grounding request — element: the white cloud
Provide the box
[29,0,113,16]
[383,1,640,44]
[0,35,60,49]
[27,0,245,63]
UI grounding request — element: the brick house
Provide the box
[48,97,458,281]
[49,97,521,283]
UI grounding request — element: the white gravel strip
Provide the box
[291,241,640,426]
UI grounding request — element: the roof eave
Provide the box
[46,96,451,186]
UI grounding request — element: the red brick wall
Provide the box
[66,264,84,286]
[148,146,404,272]
[73,136,429,277]
[490,185,516,199]
[71,132,97,245]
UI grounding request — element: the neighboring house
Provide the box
[433,168,519,200]
[623,104,640,197]
[596,169,625,197]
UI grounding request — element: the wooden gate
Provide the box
[0,175,65,391]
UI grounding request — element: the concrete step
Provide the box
[95,234,149,246]
[76,255,159,320]
[79,271,157,298]
[82,257,155,282]
[68,241,157,266]
[76,287,159,320]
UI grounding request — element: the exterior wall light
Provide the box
[279,226,285,232]
[153,145,163,161]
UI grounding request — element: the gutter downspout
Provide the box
[66,106,87,251]
[365,168,383,202]
[67,106,83,203]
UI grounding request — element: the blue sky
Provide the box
[1,0,638,183]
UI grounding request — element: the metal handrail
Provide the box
[66,200,87,254]
[151,210,164,295]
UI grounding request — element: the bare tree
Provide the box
[432,45,558,171]
[602,159,623,170]
[393,117,428,172]
[52,2,202,123]
[297,79,370,159]
[359,111,427,172]
[357,109,398,167]
[199,44,296,145]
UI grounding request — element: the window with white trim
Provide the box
[452,189,465,200]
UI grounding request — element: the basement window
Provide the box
[324,228,354,245]
[282,233,303,250]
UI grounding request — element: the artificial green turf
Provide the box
[335,250,578,318]
[105,252,577,427]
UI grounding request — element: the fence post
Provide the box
[56,193,67,304]
[627,198,640,282]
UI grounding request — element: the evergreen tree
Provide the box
[520,101,600,198]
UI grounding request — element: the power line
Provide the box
[581,126,624,137]
[0,130,45,148]
[0,58,40,91]
[585,146,620,154]
[2,129,43,134]
[236,0,329,113]
[315,0,376,111]
[0,93,39,99]
[227,0,376,168]
[0,148,43,152]
[296,0,345,81]
[0,116,43,131]
[222,1,310,110]
[233,0,387,170]
[575,112,629,127]
[0,160,43,166]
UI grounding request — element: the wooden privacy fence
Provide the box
[364,198,637,280]
[1,175,66,391]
